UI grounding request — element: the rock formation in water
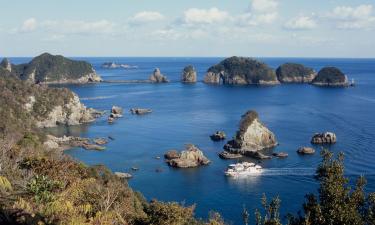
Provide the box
[43,135,106,151]
[210,131,226,141]
[108,106,123,123]
[165,144,210,168]
[35,93,102,128]
[181,65,197,83]
[297,147,315,155]
[276,63,316,83]
[224,110,277,157]
[0,53,102,84]
[311,132,337,144]
[149,68,169,83]
[312,67,348,87]
[203,56,279,85]
[130,108,152,115]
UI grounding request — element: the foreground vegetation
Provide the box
[1,76,375,224]
[0,76,224,225]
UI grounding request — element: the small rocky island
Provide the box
[222,110,277,159]
[203,56,279,85]
[312,67,349,87]
[311,132,337,144]
[181,65,197,83]
[210,131,226,141]
[164,144,210,168]
[276,63,316,83]
[0,53,102,84]
[149,68,169,83]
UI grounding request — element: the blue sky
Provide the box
[0,0,374,57]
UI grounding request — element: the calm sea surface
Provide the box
[9,57,375,224]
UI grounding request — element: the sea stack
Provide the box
[312,67,349,87]
[203,56,279,85]
[181,65,197,83]
[224,110,277,156]
[276,63,316,83]
[149,68,169,83]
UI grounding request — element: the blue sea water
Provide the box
[9,57,375,224]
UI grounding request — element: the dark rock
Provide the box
[312,67,348,86]
[210,131,226,141]
[276,63,316,83]
[203,56,279,85]
[164,150,180,160]
[311,132,337,144]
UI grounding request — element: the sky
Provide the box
[0,0,374,57]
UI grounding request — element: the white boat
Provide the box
[225,162,263,176]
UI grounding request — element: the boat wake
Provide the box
[261,168,315,176]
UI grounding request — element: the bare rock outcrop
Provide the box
[35,93,103,128]
[165,144,210,168]
[43,135,107,151]
[181,65,197,83]
[297,147,315,155]
[224,110,277,155]
[149,68,169,83]
[311,132,337,144]
[210,131,226,141]
[130,108,152,115]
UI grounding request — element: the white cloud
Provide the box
[182,7,230,25]
[284,16,317,30]
[129,11,165,25]
[251,0,278,13]
[20,18,37,32]
[236,0,279,26]
[47,20,115,35]
[327,4,375,29]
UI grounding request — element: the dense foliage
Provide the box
[254,149,375,225]
[0,53,95,83]
[207,56,277,84]
[275,63,315,81]
[312,67,346,84]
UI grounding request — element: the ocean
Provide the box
[10,57,375,224]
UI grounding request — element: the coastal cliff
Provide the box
[0,53,102,84]
[0,76,100,129]
[204,56,279,85]
[224,110,277,155]
[276,63,316,83]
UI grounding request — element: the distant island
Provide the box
[202,56,350,87]
[0,53,102,84]
[101,62,138,69]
